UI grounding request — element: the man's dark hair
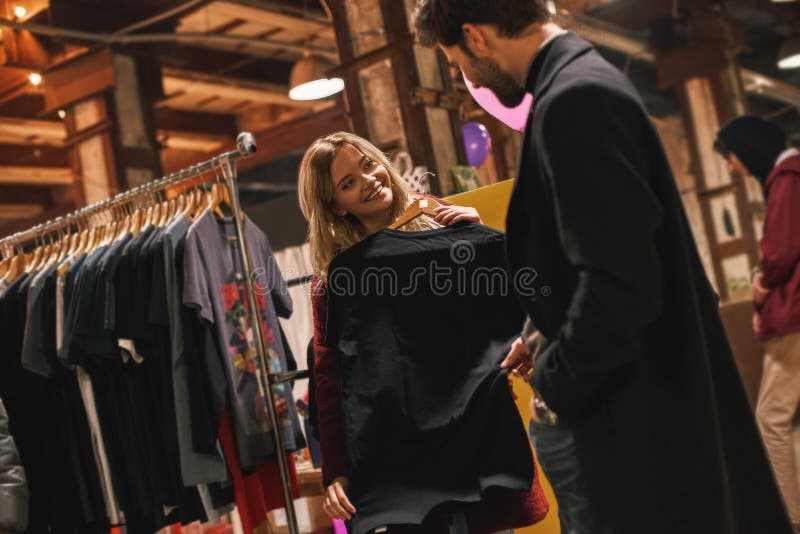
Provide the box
[413,0,550,49]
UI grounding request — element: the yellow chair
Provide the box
[448,180,560,534]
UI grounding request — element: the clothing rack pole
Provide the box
[0,132,304,534]
[220,148,301,534]
[287,274,313,288]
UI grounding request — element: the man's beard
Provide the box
[469,56,525,108]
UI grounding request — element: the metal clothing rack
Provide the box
[0,132,303,534]
[287,274,313,288]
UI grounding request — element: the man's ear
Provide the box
[462,23,490,56]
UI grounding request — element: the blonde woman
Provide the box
[298,132,548,533]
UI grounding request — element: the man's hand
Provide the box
[433,205,481,226]
[752,312,762,336]
[323,477,356,520]
[753,272,770,307]
[501,336,534,377]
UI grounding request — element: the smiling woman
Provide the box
[328,144,394,234]
[297,132,460,282]
[296,132,519,531]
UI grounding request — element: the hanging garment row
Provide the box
[0,176,304,534]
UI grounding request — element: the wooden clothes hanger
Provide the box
[208,163,233,219]
[194,188,209,220]
[175,191,186,218]
[5,248,28,283]
[42,233,61,269]
[24,234,45,274]
[57,229,70,262]
[389,197,443,230]
[0,254,9,279]
[67,228,80,257]
[157,193,171,227]
[166,194,178,223]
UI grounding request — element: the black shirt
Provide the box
[326,222,533,534]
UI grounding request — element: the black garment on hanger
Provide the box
[326,221,532,534]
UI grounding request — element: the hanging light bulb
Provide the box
[13,5,27,18]
[778,35,800,69]
[289,53,344,101]
[28,72,42,86]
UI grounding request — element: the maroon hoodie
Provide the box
[757,154,800,341]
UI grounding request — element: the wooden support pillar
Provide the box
[378,0,442,192]
[655,10,759,303]
[43,47,162,206]
[325,0,370,138]
[325,0,462,195]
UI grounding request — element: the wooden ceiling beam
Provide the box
[179,1,333,38]
[0,67,33,107]
[0,202,75,237]
[0,116,65,146]
[223,0,331,26]
[160,45,294,84]
[586,0,674,30]
[0,184,58,204]
[160,66,315,109]
[158,130,226,152]
[560,0,719,29]
[0,93,47,118]
[237,103,349,172]
[554,12,800,110]
[49,0,193,33]
[0,143,69,166]
[153,107,238,137]
[0,204,45,220]
[0,165,74,185]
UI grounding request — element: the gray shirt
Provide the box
[164,214,229,485]
[183,208,300,469]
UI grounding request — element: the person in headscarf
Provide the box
[716,115,800,531]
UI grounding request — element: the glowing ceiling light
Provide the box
[289,54,344,101]
[57,109,66,119]
[13,6,27,18]
[778,36,800,70]
[28,72,42,86]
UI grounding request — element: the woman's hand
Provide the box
[752,312,762,336]
[324,477,357,520]
[434,205,481,226]
[752,272,770,307]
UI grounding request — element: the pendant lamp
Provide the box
[778,35,800,70]
[289,53,344,101]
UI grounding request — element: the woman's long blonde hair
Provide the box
[298,132,439,281]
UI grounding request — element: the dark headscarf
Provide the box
[715,115,787,186]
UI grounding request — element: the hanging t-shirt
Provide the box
[21,263,58,377]
[325,221,533,534]
[163,213,229,486]
[183,208,302,470]
[52,254,124,525]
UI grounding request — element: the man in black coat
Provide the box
[414,1,793,533]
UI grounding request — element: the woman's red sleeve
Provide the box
[310,277,350,485]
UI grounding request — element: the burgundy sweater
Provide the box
[757,155,800,341]
[310,278,550,532]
